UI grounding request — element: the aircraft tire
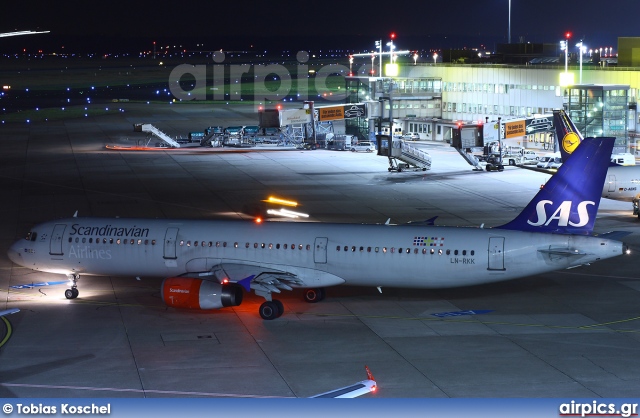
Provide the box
[65,289,78,300]
[273,300,284,318]
[259,301,279,320]
[304,288,325,303]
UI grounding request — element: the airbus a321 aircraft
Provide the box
[7,137,628,320]
[553,109,640,217]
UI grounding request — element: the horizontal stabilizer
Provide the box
[596,231,633,241]
[538,248,587,256]
[0,308,20,317]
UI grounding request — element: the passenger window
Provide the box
[375,247,379,253]
[254,243,258,248]
[261,243,266,249]
[291,244,295,250]
[462,250,466,256]
[337,246,341,251]
[367,247,371,252]
[391,247,395,253]
[471,250,475,256]
[406,248,410,254]
[414,248,418,254]
[351,246,355,252]
[110,238,114,244]
[398,248,402,253]
[223,242,227,247]
[454,250,458,255]
[117,239,121,244]
[446,249,450,255]
[123,239,128,245]
[151,240,155,245]
[245,242,250,248]
[299,244,303,250]
[145,240,149,245]
[130,239,134,245]
[438,249,442,255]
[180,240,184,246]
[430,249,435,254]
[269,243,273,249]
[89,238,93,243]
[422,249,427,254]
[138,239,142,245]
[68,237,72,243]
[187,241,191,247]
[276,244,281,249]
[359,246,364,252]
[344,246,348,251]
[383,247,387,253]
[216,241,221,247]
[306,244,310,250]
[82,238,86,243]
[284,244,288,249]
[194,241,199,247]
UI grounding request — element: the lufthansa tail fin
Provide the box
[497,137,614,235]
[553,109,584,162]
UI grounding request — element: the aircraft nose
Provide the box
[7,242,23,265]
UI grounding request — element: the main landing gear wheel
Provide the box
[259,300,284,320]
[303,288,326,303]
[65,274,80,299]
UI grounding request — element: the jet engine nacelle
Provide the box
[161,277,243,310]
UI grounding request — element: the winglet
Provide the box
[309,366,377,398]
[237,275,254,292]
[497,137,614,235]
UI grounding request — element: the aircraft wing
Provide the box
[0,308,20,317]
[310,366,377,398]
[198,262,305,292]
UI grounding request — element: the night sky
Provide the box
[3,0,636,53]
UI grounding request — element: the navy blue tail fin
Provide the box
[553,109,584,161]
[497,137,614,235]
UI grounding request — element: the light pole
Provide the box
[371,54,376,75]
[349,55,353,76]
[413,52,418,65]
[375,40,382,76]
[576,41,586,83]
[433,53,438,65]
[508,0,511,44]
[386,40,395,67]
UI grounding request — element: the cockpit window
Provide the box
[26,231,37,241]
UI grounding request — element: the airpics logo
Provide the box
[527,200,595,228]
[167,50,429,110]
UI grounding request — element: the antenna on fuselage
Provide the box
[73,211,78,218]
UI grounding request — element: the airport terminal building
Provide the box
[345,62,640,154]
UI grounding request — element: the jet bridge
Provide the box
[376,135,432,172]
[140,124,181,148]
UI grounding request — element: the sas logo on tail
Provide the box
[527,200,595,227]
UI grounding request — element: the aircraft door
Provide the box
[608,175,616,192]
[164,227,179,259]
[314,237,328,264]
[49,224,67,256]
[487,237,505,271]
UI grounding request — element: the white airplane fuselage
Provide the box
[8,217,623,289]
[602,165,640,203]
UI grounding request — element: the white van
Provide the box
[350,141,376,152]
